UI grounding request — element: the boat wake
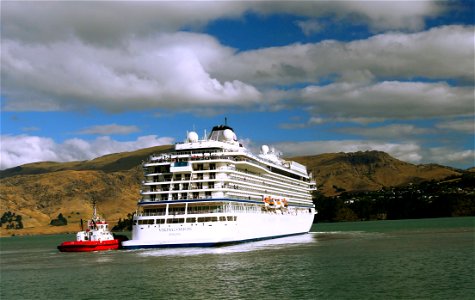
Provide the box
[134,234,316,257]
[309,231,386,242]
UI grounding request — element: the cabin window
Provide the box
[156,219,165,224]
[166,218,184,224]
[168,205,186,215]
[138,219,154,225]
[158,166,170,173]
[219,216,226,221]
[197,217,218,222]
[186,217,196,223]
[144,208,166,216]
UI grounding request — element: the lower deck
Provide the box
[123,199,315,249]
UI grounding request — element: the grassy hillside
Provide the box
[291,151,461,196]
[0,145,173,236]
[0,145,174,178]
[0,148,463,236]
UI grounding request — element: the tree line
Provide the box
[1,211,24,229]
[313,172,475,222]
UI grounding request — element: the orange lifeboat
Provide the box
[283,199,288,207]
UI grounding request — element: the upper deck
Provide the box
[147,124,311,179]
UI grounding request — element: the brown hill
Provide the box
[0,145,173,236]
[0,148,460,236]
[0,145,173,178]
[291,151,461,196]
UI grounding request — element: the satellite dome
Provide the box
[223,129,235,141]
[187,131,198,143]
[261,145,269,154]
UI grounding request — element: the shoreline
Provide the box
[3,216,473,238]
[0,223,130,238]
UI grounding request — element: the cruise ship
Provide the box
[122,124,316,249]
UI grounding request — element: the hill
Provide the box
[0,145,173,236]
[0,148,463,236]
[291,151,461,196]
[0,145,174,178]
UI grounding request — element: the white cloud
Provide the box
[222,25,474,85]
[335,124,431,139]
[21,127,40,132]
[436,118,475,134]
[295,19,325,36]
[2,22,472,115]
[0,134,174,170]
[78,124,140,135]
[271,140,423,163]
[331,0,443,31]
[300,81,473,121]
[2,1,446,46]
[1,1,248,45]
[429,147,475,167]
[1,33,261,112]
[253,1,444,32]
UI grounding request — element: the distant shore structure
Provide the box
[122,123,316,249]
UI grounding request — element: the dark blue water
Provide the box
[1,217,474,299]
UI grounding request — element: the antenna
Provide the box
[92,199,97,220]
[225,117,228,126]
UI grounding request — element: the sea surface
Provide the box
[1,217,474,300]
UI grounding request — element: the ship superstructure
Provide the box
[122,124,316,249]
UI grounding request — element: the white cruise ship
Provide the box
[122,124,316,249]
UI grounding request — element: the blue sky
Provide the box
[1,1,474,170]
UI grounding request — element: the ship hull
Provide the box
[57,239,121,252]
[121,208,314,249]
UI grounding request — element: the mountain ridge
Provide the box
[291,151,462,195]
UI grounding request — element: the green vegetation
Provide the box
[314,172,475,222]
[1,211,23,229]
[112,213,134,231]
[50,213,68,226]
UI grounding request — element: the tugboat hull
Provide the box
[57,239,120,252]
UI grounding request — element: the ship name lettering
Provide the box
[159,227,192,232]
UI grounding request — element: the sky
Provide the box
[1,0,474,170]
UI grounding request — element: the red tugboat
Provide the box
[57,202,127,252]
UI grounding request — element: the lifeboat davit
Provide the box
[57,202,128,252]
